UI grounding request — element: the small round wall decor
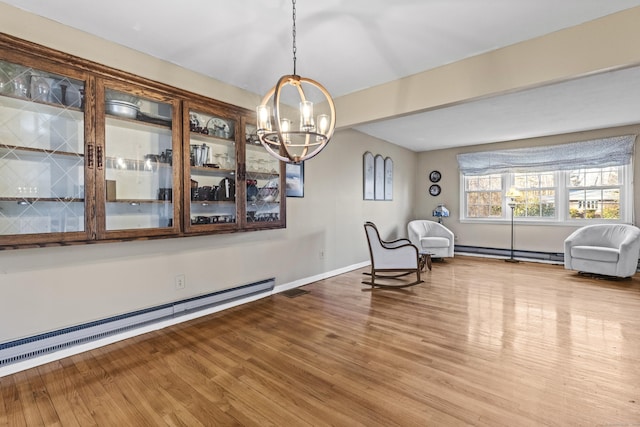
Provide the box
[429,170,441,183]
[429,184,441,196]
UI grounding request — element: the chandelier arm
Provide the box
[272,75,293,150]
[299,76,337,141]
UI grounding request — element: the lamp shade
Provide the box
[506,187,522,199]
[432,204,450,218]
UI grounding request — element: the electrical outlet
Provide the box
[319,250,325,260]
[175,274,186,290]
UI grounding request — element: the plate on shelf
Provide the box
[207,117,234,139]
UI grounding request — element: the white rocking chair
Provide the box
[363,222,423,289]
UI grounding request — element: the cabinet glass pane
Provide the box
[245,124,281,223]
[0,59,85,235]
[104,89,173,230]
[188,110,236,226]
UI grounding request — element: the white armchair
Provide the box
[407,220,455,259]
[363,222,423,288]
[564,224,640,278]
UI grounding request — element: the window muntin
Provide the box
[461,165,629,223]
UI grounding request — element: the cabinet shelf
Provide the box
[0,197,84,203]
[0,144,84,158]
[189,132,234,144]
[105,111,172,129]
[0,91,84,115]
[190,165,235,176]
[190,200,235,205]
[107,199,172,204]
[105,156,171,170]
[246,170,279,180]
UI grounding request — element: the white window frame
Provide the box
[460,163,633,225]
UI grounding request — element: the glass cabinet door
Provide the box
[184,104,238,232]
[244,121,285,228]
[97,82,180,238]
[0,58,88,244]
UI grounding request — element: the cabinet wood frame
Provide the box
[0,32,285,250]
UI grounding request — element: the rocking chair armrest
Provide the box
[382,238,412,249]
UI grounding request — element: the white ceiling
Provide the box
[3,0,640,152]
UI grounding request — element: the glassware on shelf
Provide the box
[220,153,231,170]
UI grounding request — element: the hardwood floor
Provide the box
[2,256,640,426]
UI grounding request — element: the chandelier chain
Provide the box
[292,0,297,76]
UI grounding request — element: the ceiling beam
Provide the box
[335,6,640,129]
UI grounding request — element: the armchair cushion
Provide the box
[420,237,451,248]
[570,246,619,263]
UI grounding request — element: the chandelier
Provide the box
[256,0,336,164]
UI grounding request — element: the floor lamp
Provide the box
[505,187,521,263]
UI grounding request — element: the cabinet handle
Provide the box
[87,144,94,169]
[97,146,104,170]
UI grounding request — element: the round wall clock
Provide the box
[429,184,441,196]
[429,170,441,183]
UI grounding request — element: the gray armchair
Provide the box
[564,224,640,278]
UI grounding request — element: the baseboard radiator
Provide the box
[454,245,564,263]
[0,278,275,367]
[455,245,640,270]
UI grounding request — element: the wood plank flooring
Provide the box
[2,256,640,426]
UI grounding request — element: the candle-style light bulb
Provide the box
[299,101,314,131]
[280,118,292,143]
[317,114,330,135]
[256,105,272,134]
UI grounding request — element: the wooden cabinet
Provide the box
[243,119,285,229]
[183,101,240,233]
[95,79,182,240]
[0,56,91,246]
[0,34,285,249]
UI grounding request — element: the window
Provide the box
[464,174,502,218]
[457,136,635,224]
[568,167,621,220]
[461,165,630,223]
[513,172,555,218]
